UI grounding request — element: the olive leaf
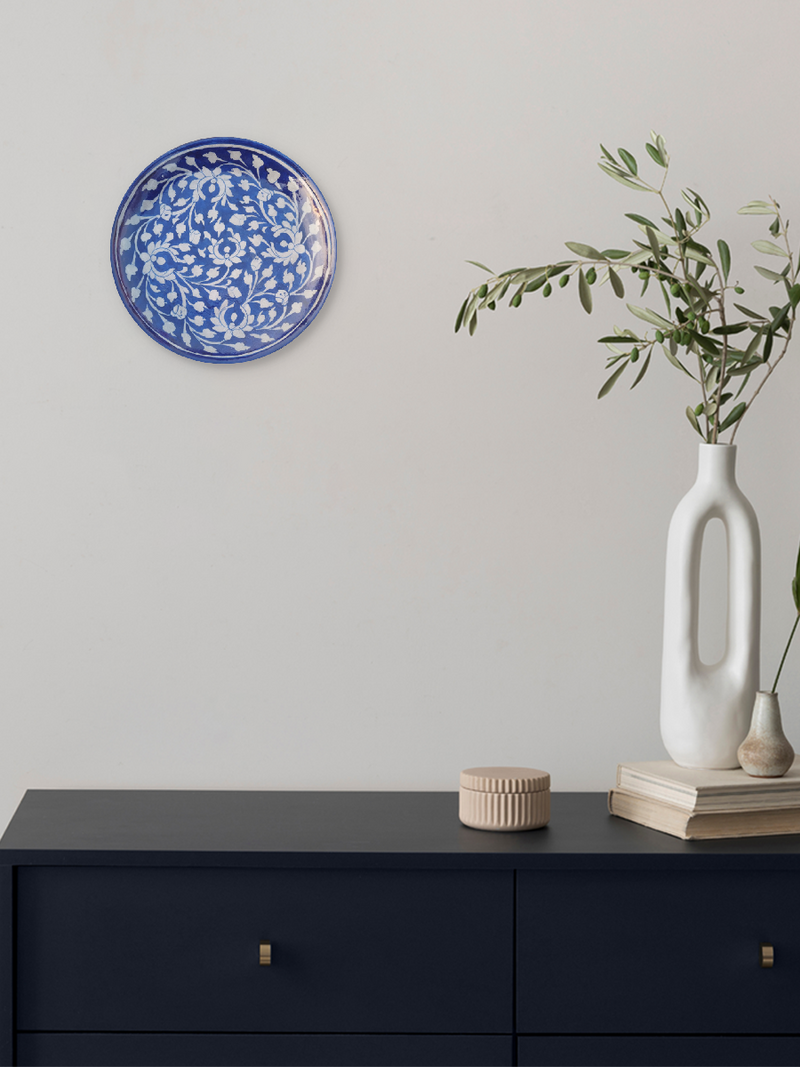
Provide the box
[597,362,627,398]
[685,405,704,437]
[454,298,468,333]
[734,302,768,320]
[717,402,747,432]
[645,227,662,263]
[483,279,508,306]
[705,365,720,393]
[507,268,548,285]
[539,263,571,279]
[683,247,715,266]
[620,250,654,267]
[763,329,774,362]
[738,201,775,215]
[617,148,638,175]
[690,331,721,356]
[578,268,592,313]
[598,163,650,192]
[608,268,625,298]
[462,291,480,325]
[717,240,731,282]
[711,322,749,336]
[754,265,785,283]
[630,349,652,387]
[625,212,659,229]
[685,188,710,215]
[627,304,673,330]
[663,345,697,379]
[645,143,666,167]
[743,327,764,359]
[753,240,789,257]
[768,303,791,333]
[565,242,602,259]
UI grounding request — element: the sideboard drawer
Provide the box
[17,1033,513,1067]
[517,1035,800,1066]
[17,866,512,1034]
[517,870,800,1033]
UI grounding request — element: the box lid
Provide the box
[460,767,550,794]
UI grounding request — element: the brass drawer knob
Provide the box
[760,942,774,968]
[259,941,272,966]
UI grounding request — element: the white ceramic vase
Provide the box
[660,443,761,768]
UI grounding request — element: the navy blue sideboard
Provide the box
[2,790,800,1066]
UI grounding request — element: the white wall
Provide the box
[2,0,800,827]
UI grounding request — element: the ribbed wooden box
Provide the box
[459,767,550,832]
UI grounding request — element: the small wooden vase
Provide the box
[737,691,795,778]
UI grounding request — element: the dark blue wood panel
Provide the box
[518,1035,800,1066]
[518,870,800,1033]
[7,791,800,1067]
[17,866,512,1034]
[16,1032,513,1066]
[0,867,11,1067]
[4,791,800,869]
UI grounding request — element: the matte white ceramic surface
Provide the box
[660,444,761,768]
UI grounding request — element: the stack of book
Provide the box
[608,757,800,840]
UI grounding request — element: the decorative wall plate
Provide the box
[111,137,336,363]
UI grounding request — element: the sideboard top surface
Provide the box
[3,790,800,870]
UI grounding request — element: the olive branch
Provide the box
[771,538,800,694]
[455,132,800,443]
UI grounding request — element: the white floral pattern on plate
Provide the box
[111,138,336,363]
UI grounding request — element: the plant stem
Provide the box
[697,351,709,437]
[711,287,728,444]
[654,187,714,436]
[772,613,800,693]
[730,204,796,444]
[730,327,792,444]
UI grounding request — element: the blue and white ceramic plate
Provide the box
[111,137,336,363]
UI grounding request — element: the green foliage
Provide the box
[771,538,800,692]
[455,132,798,443]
